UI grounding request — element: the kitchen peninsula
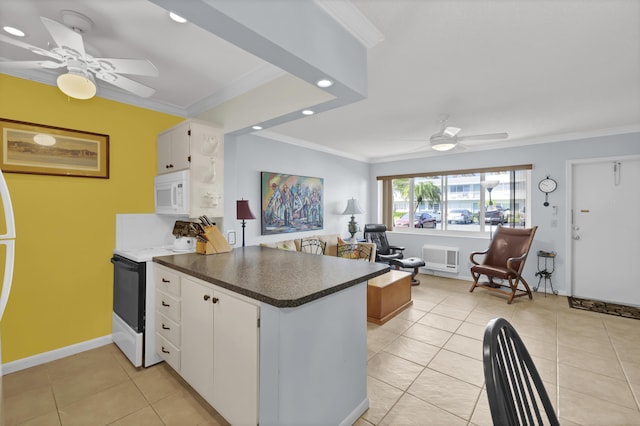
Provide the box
[153,245,389,426]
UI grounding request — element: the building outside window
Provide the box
[382,165,530,233]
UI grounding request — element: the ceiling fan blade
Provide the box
[443,126,461,137]
[96,73,155,98]
[0,60,64,69]
[93,57,159,77]
[41,17,86,58]
[0,34,62,60]
[457,132,508,142]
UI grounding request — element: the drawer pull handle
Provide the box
[161,346,170,354]
[161,301,170,307]
[162,324,170,330]
[204,294,211,301]
[212,297,219,304]
[162,278,171,283]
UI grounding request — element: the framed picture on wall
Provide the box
[0,118,109,178]
[260,171,323,235]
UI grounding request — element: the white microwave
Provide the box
[154,170,190,215]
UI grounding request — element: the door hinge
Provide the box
[187,129,191,136]
[188,155,191,162]
[257,318,260,328]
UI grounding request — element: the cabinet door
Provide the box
[212,290,259,426]
[171,122,191,172]
[156,131,173,174]
[180,278,214,403]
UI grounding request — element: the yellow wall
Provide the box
[0,74,183,362]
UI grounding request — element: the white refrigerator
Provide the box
[0,169,16,426]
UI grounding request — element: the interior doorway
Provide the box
[568,155,640,307]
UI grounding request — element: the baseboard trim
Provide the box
[340,397,369,426]
[2,334,113,375]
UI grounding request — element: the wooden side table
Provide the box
[367,270,413,325]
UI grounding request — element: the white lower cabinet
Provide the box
[180,276,260,426]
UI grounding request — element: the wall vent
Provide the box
[422,245,459,273]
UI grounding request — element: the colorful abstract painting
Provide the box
[261,171,323,235]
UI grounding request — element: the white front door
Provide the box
[571,157,640,307]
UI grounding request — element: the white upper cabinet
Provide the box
[156,120,224,218]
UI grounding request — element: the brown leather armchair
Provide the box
[469,226,538,304]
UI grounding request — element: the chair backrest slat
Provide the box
[483,317,559,426]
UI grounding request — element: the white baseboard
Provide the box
[2,334,113,375]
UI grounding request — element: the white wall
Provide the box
[224,133,370,246]
[369,132,640,293]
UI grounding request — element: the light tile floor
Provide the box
[3,274,640,425]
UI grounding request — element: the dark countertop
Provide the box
[153,246,390,308]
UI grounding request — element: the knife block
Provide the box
[196,225,232,254]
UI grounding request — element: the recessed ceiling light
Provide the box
[169,12,187,23]
[252,125,263,130]
[302,110,314,116]
[316,79,333,88]
[3,26,25,37]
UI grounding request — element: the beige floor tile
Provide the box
[558,344,625,380]
[12,411,60,426]
[367,352,424,391]
[377,316,414,335]
[531,355,557,384]
[51,356,130,407]
[382,335,440,366]
[379,393,467,426]
[440,294,480,310]
[132,362,185,403]
[409,298,438,312]
[402,323,452,347]
[469,390,493,426]
[360,376,403,425]
[417,312,462,332]
[557,332,617,358]
[519,333,557,362]
[58,381,148,426]
[352,418,374,426]
[559,386,640,426]
[455,321,485,341]
[4,385,57,426]
[366,327,400,354]
[559,363,637,409]
[443,334,483,361]
[394,306,427,322]
[108,406,164,426]
[465,309,500,326]
[611,337,640,364]
[2,364,50,397]
[152,390,220,426]
[428,349,485,387]
[407,367,482,420]
[430,303,471,321]
[45,345,118,382]
[623,359,640,385]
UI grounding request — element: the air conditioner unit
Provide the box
[422,245,459,273]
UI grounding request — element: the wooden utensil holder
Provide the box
[196,225,232,254]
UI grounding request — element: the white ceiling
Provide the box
[1,0,638,163]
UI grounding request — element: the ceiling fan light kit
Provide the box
[430,135,457,151]
[56,59,96,99]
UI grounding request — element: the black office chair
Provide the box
[483,317,559,426]
[363,224,404,264]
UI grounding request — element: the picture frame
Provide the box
[0,118,109,178]
[261,171,323,235]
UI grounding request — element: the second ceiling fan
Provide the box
[429,115,508,151]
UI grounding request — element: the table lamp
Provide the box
[342,197,364,241]
[236,199,256,247]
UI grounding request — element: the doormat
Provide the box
[567,297,640,320]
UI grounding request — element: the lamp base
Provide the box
[348,215,358,241]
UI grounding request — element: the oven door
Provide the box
[111,254,145,366]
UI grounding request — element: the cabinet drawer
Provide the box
[156,291,181,323]
[156,268,180,296]
[155,333,180,372]
[156,312,181,347]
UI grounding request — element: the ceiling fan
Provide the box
[428,115,508,152]
[0,11,158,100]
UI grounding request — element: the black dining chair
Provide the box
[363,224,404,264]
[483,317,559,426]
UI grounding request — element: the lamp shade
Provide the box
[236,199,256,220]
[342,198,364,215]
